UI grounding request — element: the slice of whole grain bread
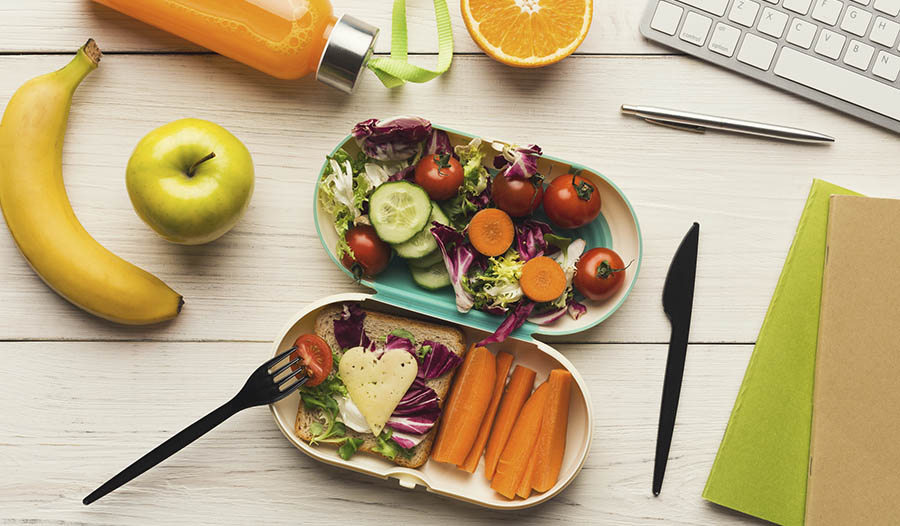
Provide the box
[295,304,466,468]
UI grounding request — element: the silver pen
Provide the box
[621,104,835,144]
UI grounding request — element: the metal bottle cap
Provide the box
[316,15,379,94]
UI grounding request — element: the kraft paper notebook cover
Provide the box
[703,179,860,526]
[805,196,900,526]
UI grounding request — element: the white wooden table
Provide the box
[1,1,897,524]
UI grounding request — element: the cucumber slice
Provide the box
[369,182,433,244]
[410,261,451,290]
[407,248,443,269]
[393,203,449,259]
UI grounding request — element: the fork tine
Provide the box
[276,366,308,389]
[270,357,302,380]
[264,346,297,370]
[271,375,309,402]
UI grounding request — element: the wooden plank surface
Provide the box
[0,342,754,525]
[0,0,662,55]
[0,53,895,343]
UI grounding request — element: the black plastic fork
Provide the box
[83,346,309,505]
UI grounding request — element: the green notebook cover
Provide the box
[702,179,861,526]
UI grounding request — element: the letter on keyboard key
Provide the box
[775,47,900,121]
[679,0,730,16]
[651,1,685,35]
[840,5,873,35]
[814,29,846,59]
[812,0,844,24]
[870,17,900,47]
[873,50,900,80]
[787,18,818,48]
[709,22,743,56]
[844,39,875,69]
[680,11,714,45]
[737,33,778,69]
[759,7,790,37]
[729,0,762,26]
[784,0,814,14]
[874,0,900,15]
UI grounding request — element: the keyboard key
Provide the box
[774,46,900,121]
[844,39,875,68]
[651,1,685,35]
[738,33,779,69]
[873,50,900,80]
[759,7,790,36]
[680,11,714,45]
[851,0,871,4]
[765,0,780,3]
[709,22,743,55]
[784,0,814,13]
[870,16,900,46]
[840,5,872,35]
[815,28,847,58]
[874,0,900,15]
[812,0,844,25]
[678,0,730,16]
[787,18,819,48]
[729,0,762,26]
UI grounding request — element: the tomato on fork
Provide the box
[289,334,333,386]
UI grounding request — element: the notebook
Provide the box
[805,196,900,526]
[703,179,860,526]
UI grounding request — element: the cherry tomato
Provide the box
[542,174,602,229]
[290,334,333,387]
[341,224,391,278]
[414,153,464,201]
[574,247,629,302]
[491,173,544,217]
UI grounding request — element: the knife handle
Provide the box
[653,321,690,496]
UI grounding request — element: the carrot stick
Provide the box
[468,208,514,257]
[459,351,514,473]
[516,448,538,499]
[520,256,567,303]
[484,365,537,479]
[530,369,574,493]
[490,382,549,499]
[431,346,497,465]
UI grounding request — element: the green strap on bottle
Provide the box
[367,0,454,88]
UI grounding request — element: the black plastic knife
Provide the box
[653,222,700,497]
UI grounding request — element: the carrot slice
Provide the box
[431,346,497,465]
[520,256,567,303]
[484,365,537,479]
[516,449,538,499]
[468,208,514,257]
[459,351,514,473]
[490,382,550,499]
[530,369,574,493]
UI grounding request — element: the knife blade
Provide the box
[653,222,700,496]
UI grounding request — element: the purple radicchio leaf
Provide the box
[424,129,452,156]
[567,298,587,320]
[514,219,553,262]
[418,340,462,379]
[387,163,416,182]
[352,116,432,161]
[527,306,568,325]
[431,223,483,313]
[499,144,542,180]
[477,301,536,346]
[333,303,370,350]
[386,378,441,437]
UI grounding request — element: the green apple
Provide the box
[126,118,254,245]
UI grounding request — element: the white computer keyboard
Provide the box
[639,0,900,133]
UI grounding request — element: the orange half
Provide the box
[461,0,593,68]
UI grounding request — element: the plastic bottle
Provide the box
[93,0,379,93]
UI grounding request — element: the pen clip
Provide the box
[643,118,706,134]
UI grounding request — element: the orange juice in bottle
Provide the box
[93,0,379,92]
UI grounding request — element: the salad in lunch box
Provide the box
[319,117,630,344]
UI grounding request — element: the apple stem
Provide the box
[187,152,216,177]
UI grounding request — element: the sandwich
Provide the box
[295,303,466,468]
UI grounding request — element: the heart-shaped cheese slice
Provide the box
[338,346,418,436]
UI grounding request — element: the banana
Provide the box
[0,40,182,325]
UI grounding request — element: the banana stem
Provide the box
[56,39,102,87]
